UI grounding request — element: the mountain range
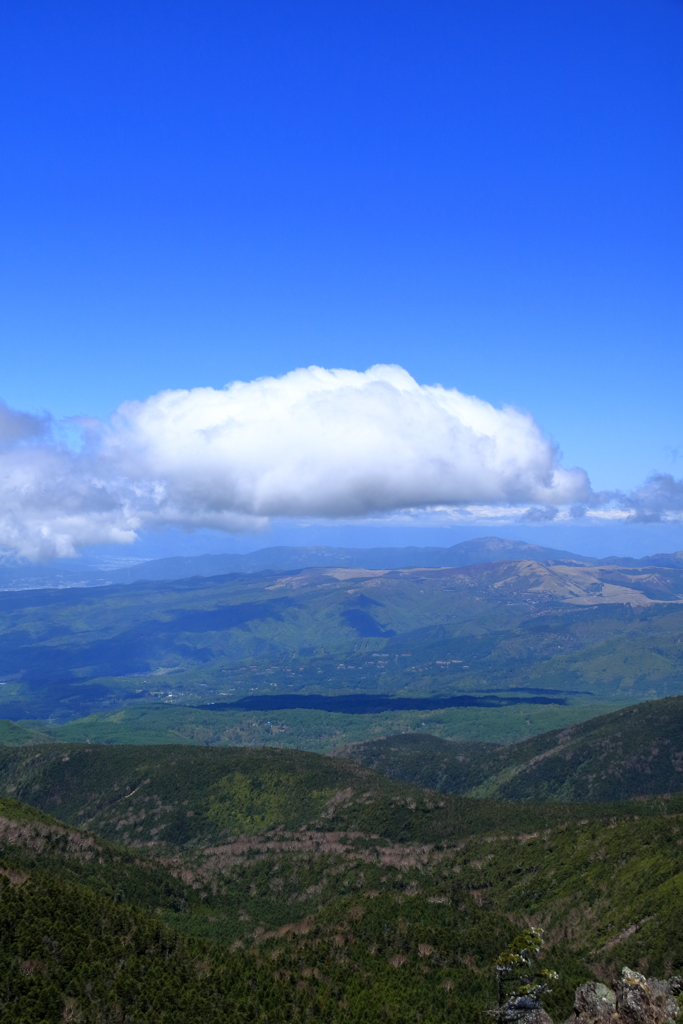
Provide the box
[4,535,683,591]
[3,557,683,723]
[4,542,683,1020]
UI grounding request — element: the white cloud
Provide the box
[0,404,140,560]
[106,364,589,515]
[1,364,593,559]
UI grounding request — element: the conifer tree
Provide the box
[492,927,558,1019]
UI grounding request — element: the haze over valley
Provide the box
[0,540,682,757]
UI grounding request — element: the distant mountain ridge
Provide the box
[106,537,593,582]
[3,558,683,721]
[4,534,683,590]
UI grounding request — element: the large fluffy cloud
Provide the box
[105,364,589,516]
[1,364,594,559]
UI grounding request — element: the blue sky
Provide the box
[1,1,682,560]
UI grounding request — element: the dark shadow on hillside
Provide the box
[196,693,567,714]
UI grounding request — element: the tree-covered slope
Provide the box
[341,693,683,802]
[0,742,613,851]
[6,736,683,1020]
[0,793,353,1024]
[0,870,277,1024]
[3,748,683,1021]
[338,733,503,792]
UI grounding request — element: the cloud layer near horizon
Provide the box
[0,363,599,560]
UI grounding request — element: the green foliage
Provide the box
[343,694,683,803]
[3,561,683,722]
[0,867,509,1023]
[494,928,558,1008]
[0,795,63,826]
[3,737,683,1021]
[341,733,504,793]
[206,770,334,834]
[0,720,43,746]
[27,698,619,753]
[0,744,368,847]
[0,741,646,853]
[0,870,298,1024]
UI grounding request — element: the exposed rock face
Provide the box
[493,968,681,1024]
[565,968,682,1024]
[495,995,553,1023]
[566,981,617,1022]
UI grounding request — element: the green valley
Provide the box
[2,560,683,733]
[13,698,621,752]
[1,721,683,1021]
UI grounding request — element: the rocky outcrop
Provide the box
[494,995,553,1023]
[493,968,682,1024]
[491,962,679,1019]
[565,981,616,1022]
[565,968,682,1024]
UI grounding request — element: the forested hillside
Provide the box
[3,558,683,1018]
[1,740,683,1022]
[0,743,602,849]
[341,694,683,801]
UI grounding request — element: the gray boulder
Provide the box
[565,981,617,1023]
[495,996,554,1023]
[565,968,682,1024]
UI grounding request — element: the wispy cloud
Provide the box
[521,505,559,522]
[0,401,49,443]
[619,474,683,524]
[0,363,603,560]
